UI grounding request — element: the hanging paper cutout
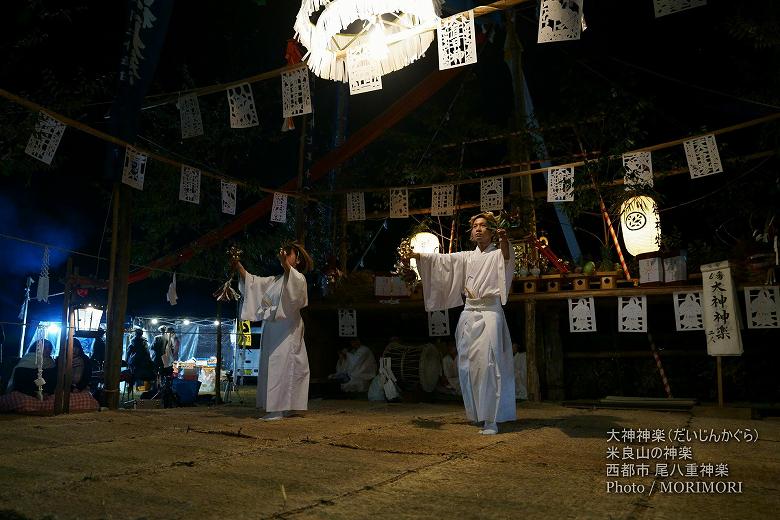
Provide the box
[538,0,584,43]
[700,261,743,356]
[346,192,366,221]
[177,93,204,139]
[167,273,178,306]
[653,0,707,18]
[25,112,66,165]
[179,165,201,204]
[568,297,596,332]
[281,67,313,118]
[390,188,409,218]
[684,134,723,179]
[431,184,455,216]
[744,286,780,329]
[437,9,477,70]
[673,291,704,331]
[271,193,288,223]
[227,83,259,128]
[428,309,450,337]
[618,296,648,332]
[346,45,382,95]
[121,146,148,190]
[36,247,50,303]
[480,177,503,211]
[338,308,357,337]
[547,167,575,202]
[622,151,654,189]
[221,180,237,215]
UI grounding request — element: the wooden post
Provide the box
[716,356,723,407]
[295,114,309,244]
[524,299,541,401]
[54,258,73,415]
[214,301,223,405]
[339,204,348,274]
[105,182,133,410]
[543,308,565,400]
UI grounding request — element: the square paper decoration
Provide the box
[227,83,259,128]
[179,165,201,204]
[390,188,409,218]
[538,0,583,43]
[25,112,66,165]
[221,181,237,215]
[437,9,477,70]
[480,177,503,211]
[653,0,707,18]
[428,309,450,337]
[622,151,654,189]
[431,184,454,216]
[684,134,723,178]
[271,192,288,223]
[547,167,575,202]
[346,192,366,221]
[673,291,704,331]
[346,45,382,95]
[177,93,204,139]
[281,67,313,118]
[121,147,147,190]
[569,297,596,332]
[338,308,357,337]
[618,296,648,332]
[744,286,780,329]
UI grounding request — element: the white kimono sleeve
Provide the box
[417,252,468,312]
[499,242,515,305]
[274,267,308,320]
[238,273,277,321]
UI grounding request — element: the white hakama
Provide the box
[417,244,516,424]
[240,267,310,412]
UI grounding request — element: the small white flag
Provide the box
[547,167,575,202]
[389,188,409,218]
[121,147,148,190]
[271,193,288,223]
[431,185,455,216]
[221,180,237,215]
[177,93,204,139]
[622,151,654,189]
[346,192,366,221]
[437,10,477,70]
[538,0,584,43]
[25,112,66,165]
[281,67,312,118]
[179,165,201,204]
[346,45,382,95]
[568,297,596,332]
[480,177,503,211]
[428,309,450,336]
[684,134,723,178]
[618,296,648,332]
[227,83,259,128]
[744,286,779,329]
[338,309,357,337]
[653,0,707,18]
[673,292,704,331]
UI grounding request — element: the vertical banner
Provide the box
[700,261,743,356]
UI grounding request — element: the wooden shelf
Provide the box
[508,284,703,301]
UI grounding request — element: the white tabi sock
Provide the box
[261,411,284,421]
[479,421,498,435]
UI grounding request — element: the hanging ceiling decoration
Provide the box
[294,0,443,82]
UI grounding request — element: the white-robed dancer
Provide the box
[234,242,313,421]
[405,212,516,434]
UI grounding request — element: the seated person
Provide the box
[122,328,155,387]
[328,338,377,393]
[436,341,461,396]
[71,338,92,391]
[513,342,528,400]
[6,339,58,397]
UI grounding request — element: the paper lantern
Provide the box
[620,196,661,256]
[409,232,440,279]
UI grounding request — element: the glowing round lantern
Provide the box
[409,232,440,279]
[620,196,661,256]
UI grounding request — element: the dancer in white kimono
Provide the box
[405,212,516,434]
[234,242,313,421]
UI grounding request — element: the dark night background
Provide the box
[1,0,778,384]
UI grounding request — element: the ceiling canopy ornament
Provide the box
[294,0,442,82]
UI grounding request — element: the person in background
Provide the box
[6,339,57,396]
[328,338,377,393]
[90,328,106,370]
[71,338,92,391]
[513,342,528,400]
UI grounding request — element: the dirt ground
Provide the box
[0,392,778,520]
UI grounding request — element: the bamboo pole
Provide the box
[524,300,541,401]
[215,301,223,405]
[54,258,73,415]
[716,356,724,407]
